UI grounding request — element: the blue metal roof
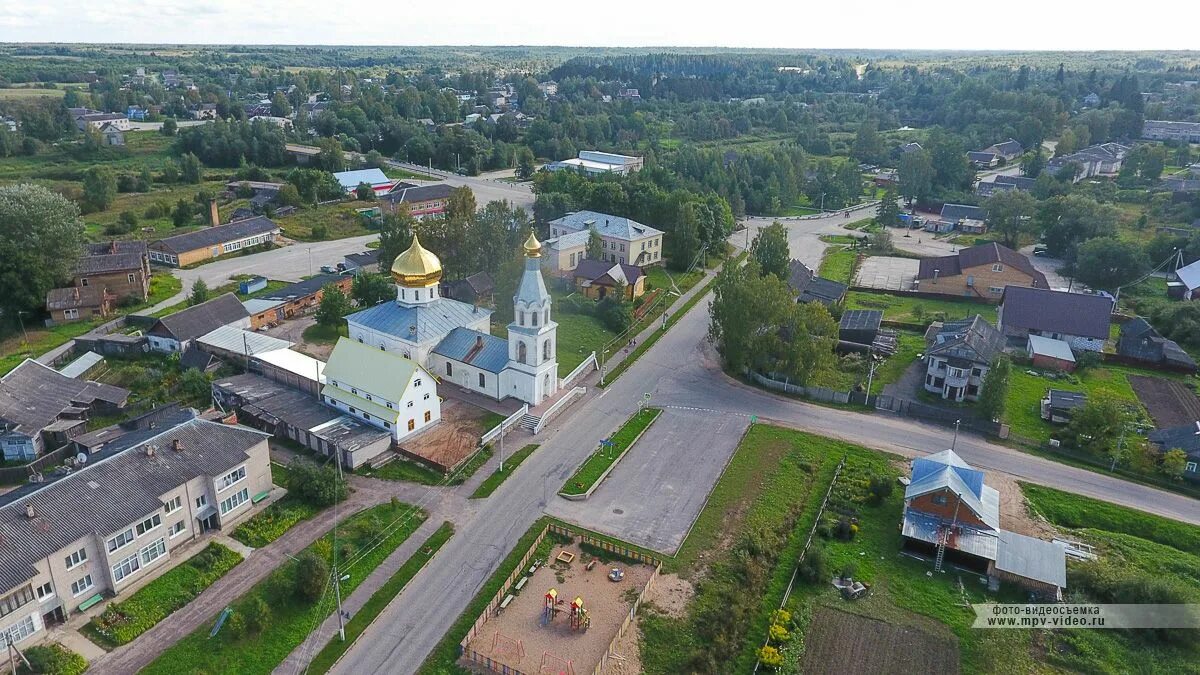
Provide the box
[346,298,491,345]
[432,328,510,373]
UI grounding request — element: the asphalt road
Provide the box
[386,160,535,211]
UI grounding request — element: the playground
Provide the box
[462,543,655,675]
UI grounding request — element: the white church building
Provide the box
[345,232,559,407]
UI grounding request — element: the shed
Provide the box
[239,276,269,295]
[839,310,883,345]
[58,351,105,379]
[1026,335,1076,372]
[1041,389,1086,423]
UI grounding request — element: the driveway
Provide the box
[854,255,920,290]
[1020,245,1071,291]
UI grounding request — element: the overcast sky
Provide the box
[1,0,1197,51]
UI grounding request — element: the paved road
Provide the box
[738,205,959,264]
[386,160,535,211]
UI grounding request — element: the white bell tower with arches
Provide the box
[505,232,558,406]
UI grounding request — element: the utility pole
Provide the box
[16,311,28,346]
[306,248,312,277]
[951,419,962,452]
[866,357,880,397]
[499,422,506,473]
[6,635,30,675]
[332,451,347,642]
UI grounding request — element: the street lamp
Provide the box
[951,419,961,452]
[306,248,312,277]
[15,311,29,346]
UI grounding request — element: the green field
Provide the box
[844,290,997,324]
[1004,366,1149,443]
[0,87,66,99]
[818,245,857,285]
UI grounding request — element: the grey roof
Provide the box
[993,175,1036,190]
[786,260,846,306]
[1117,319,1197,371]
[46,286,107,311]
[344,251,380,268]
[0,360,128,437]
[180,347,220,372]
[150,217,279,255]
[939,203,986,222]
[549,210,664,241]
[381,183,455,205]
[86,241,147,257]
[902,510,999,560]
[1027,334,1076,363]
[839,310,882,331]
[432,328,510,374]
[1149,423,1200,457]
[148,293,250,343]
[968,151,998,164]
[75,251,144,276]
[1174,259,1200,291]
[572,259,644,286]
[999,287,1112,340]
[0,418,268,591]
[346,297,491,345]
[1046,389,1087,412]
[544,230,591,251]
[333,168,391,191]
[995,530,1067,588]
[927,315,1004,366]
[260,274,344,301]
[242,298,285,315]
[986,139,1024,158]
[196,326,293,356]
[58,352,104,379]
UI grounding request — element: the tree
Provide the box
[0,184,85,321]
[293,551,330,603]
[515,147,536,180]
[984,190,1037,249]
[1037,195,1119,259]
[377,208,414,272]
[898,149,934,205]
[315,137,345,173]
[352,273,392,307]
[286,457,348,506]
[926,128,974,192]
[160,117,177,136]
[189,279,209,305]
[1067,396,1127,457]
[277,183,303,208]
[1072,237,1148,291]
[586,227,604,260]
[270,92,292,118]
[1160,448,1188,480]
[875,188,900,228]
[178,152,203,184]
[851,119,885,165]
[243,596,272,635]
[81,166,117,212]
[172,199,194,227]
[1020,147,1045,178]
[976,356,1011,422]
[867,229,894,254]
[355,182,375,201]
[751,221,790,280]
[315,284,352,328]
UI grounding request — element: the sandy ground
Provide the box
[400,398,492,471]
[601,573,694,675]
[987,470,1058,539]
[464,544,654,675]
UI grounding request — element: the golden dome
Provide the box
[523,231,542,258]
[391,234,442,287]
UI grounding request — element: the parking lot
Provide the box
[854,256,921,291]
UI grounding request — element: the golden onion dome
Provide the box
[390,234,442,287]
[523,231,542,258]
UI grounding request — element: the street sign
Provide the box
[750,415,758,423]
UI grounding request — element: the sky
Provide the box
[0,0,1197,51]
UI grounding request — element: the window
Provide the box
[64,548,87,570]
[971,368,982,377]
[3,615,36,644]
[423,393,430,400]
[195,494,208,509]
[351,387,358,395]
[407,419,415,431]
[415,378,422,387]
[108,528,135,553]
[478,373,486,387]
[128,273,136,283]
[931,494,948,506]
[136,514,161,536]
[164,496,182,514]
[518,311,524,326]
[362,412,370,421]
[0,586,34,619]
[383,422,391,429]
[518,341,527,364]
[64,309,79,320]
[216,466,246,492]
[1187,461,1198,473]
[445,362,453,376]
[219,488,250,515]
[365,394,372,401]
[111,553,141,584]
[424,411,431,423]
[169,521,186,538]
[70,575,93,597]
[80,277,89,287]
[543,340,552,360]
[406,401,413,408]
[386,402,394,409]
[34,583,53,601]
[140,538,166,566]
[531,312,538,327]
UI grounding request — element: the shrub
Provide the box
[798,546,828,583]
[311,224,329,239]
[867,475,893,505]
[759,645,784,668]
[834,516,856,540]
[293,551,329,603]
[225,611,247,640]
[20,643,87,675]
[243,596,271,635]
[768,622,791,642]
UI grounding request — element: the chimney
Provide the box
[209,199,220,226]
[476,335,484,348]
[108,241,118,255]
[145,444,156,457]
[25,504,36,520]
[172,438,184,452]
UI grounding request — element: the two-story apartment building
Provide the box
[923,315,1005,403]
[379,183,457,220]
[547,211,665,267]
[916,243,1049,300]
[0,416,271,647]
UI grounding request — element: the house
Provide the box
[968,151,999,168]
[98,123,124,147]
[997,287,1112,352]
[148,216,281,267]
[45,287,114,323]
[321,337,441,443]
[1142,120,1200,144]
[1041,389,1086,423]
[976,174,1037,197]
[617,88,642,103]
[73,112,129,132]
[785,260,846,307]
[125,105,149,121]
[343,250,380,275]
[299,101,330,120]
[332,168,394,196]
[1116,318,1197,373]
[540,231,592,275]
[1082,92,1101,107]
[1147,423,1200,481]
[546,151,644,176]
[1046,143,1131,183]
[1172,259,1200,300]
[548,210,665,266]
[899,142,923,154]
[936,203,987,233]
[380,183,456,219]
[243,274,354,329]
[1026,334,1076,372]
[75,241,151,302]
[872,169,899,187]
[1162,177,1200,193]
[145,293,251,353]
[571,259,646,300]
[0,415,271,647]
[923,315,1005,402]
[443,272,495,306]
[194,325,292,363]
[189,103,218,120]
[983,139,1024,162]
[916,243,1048,299]
[0,360,129,460]
[839,310,882,345]
[247,115,292,130]
[901,449,1066,599]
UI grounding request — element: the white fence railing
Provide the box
[559,351,597,388]
[533,387,585,435]
[480,404,528,446]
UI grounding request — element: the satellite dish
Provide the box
[76,453,88,465]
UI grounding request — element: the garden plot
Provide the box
[1128,375,1200,428]
[802,607,960,675]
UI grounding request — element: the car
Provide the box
[320,265,337,273]
[1033,245,1049,257]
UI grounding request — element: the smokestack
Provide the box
[172,438,184,452]
[25,504,36,520]
[145,444,156,457]
[209,199,220,226]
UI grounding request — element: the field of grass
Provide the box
[554,312,615,375]
[844,290,997,324]
[470,444,539,498]
[273,200,377,241]
[1022,484,1200,556]
[560,407,661,496]
[811,330,924,394]
[82,543,243,650]
[301,322,347,344]
[0,132,178,183]
[360,458,444,485]
[230,496,321,548]
[818,246,857,285]
[305,522,454,674]
[0,87,65,98]
[142,501,427,675]
[1004,365,1148,443]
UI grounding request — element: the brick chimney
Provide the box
[108,241,118,254]
[209,199,220,226]
[172,438,184,452]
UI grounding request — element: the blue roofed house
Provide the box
[901,449,1066,599]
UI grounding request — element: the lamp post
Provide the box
[15,311,29,346]
[951,419,961,452]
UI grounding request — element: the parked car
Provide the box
[320,265,337,273]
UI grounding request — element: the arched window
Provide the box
[445,362,453,376]
[531,312,539,327]
[544,309,550,324]
[518,311,524,326]
[415,290,421,301]
[543,339,552,360]
[518,341,527,364]
[399,289,405,299]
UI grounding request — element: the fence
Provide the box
[591,560,660,675]
[873,394,1004,436]
[480,404,529,447]
[749,371,853,405]
[533,387,586,435]
[560,352,597,389]
[0,444,76,485]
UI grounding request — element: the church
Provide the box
[345,232,559,407]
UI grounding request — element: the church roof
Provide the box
[347,297,491,345]
[391,234,442,287]
[514,256,550,307]
[433,328,510,374]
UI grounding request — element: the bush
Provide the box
[293,551,330,603]
[867,475,893,505]
[310,224,329,240]
[834,516,857,540]
[243,596,271,635]
[797,546,828,583]
[758,645,784,668]
[286,458,348,507]
[20,644,87,675]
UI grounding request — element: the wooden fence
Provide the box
[590,560,661,675]
[0,444,75,485]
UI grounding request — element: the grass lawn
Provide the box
[142,501,428,675]
[554,312,615,375]
[306,522,454,674]
[1004,365,1149,443]
[818,246,857,285]
[360,458,444,485]
[82,543,243,650]
[844,290,997,324]
[560,407,661,496]
[230,496,321,548]
[302,322,348,344]
[470,444,539,498]
[811,330,924,394]
[274,200,376,241]
[1022,484,1200,556]
[0,87,64,99]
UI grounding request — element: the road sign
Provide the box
[750,415,758,423]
